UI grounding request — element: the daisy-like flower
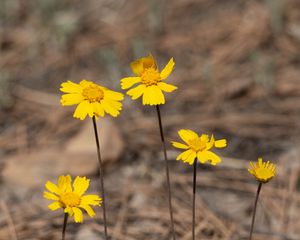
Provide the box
[44,175,102,223]
[171,129,227,165]
[120,54,177,105]
[60,80,124,120]
[248,158,276,183]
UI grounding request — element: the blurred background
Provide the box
[1,0,300,239]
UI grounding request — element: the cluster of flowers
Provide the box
[44,54,277,239]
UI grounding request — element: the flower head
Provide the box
[120,54,177,105]
[44,175,102,223]
[171,129,227,165]
[248,158,276,183]
[60,80,124,120]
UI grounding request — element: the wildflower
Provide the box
[44,175,102,223]
[172,129,227,165]
[248,158,276,183]
[120,54,177,105]
[60,80,124,120]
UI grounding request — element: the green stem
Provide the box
[92,116,108,239]
[249,182,262,240]
[62,213,68,240]
[156,105,176,240]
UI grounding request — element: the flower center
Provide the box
[256,168,273,179]
[82,84,104,102]
[141,68,161,86]
[60,192,81,208]
[188,138,207,152]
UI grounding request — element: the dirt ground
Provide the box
[1,0,300,239]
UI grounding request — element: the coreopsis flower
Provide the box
[171,129,227,165]
[60,80,124,120]
[248,158,276,183]
[44,175,102,223]
[120,54,177,105]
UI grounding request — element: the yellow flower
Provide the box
[60,80,124,120]
[171,129,227,165]
[120,54,177,105]
[248,158,276,183]
[44,175,102,223]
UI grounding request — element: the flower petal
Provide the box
[92,102,105,117]
[120,77,141,89]
[60,81,82,93]
[142,54,156,69]
[73,100,90,120]
[127,84,146,100]
[73,176,90,196]
[157,82,177,92]
[160,58,175,80]
[215,139,227,148]
[197,151,221,166]
[176,149,193,161]
[178,129,198,144]
[171,141,188,149]
[48,201,61,211]
[80,204,96,218]
[64,206,74,216]
[101,99,120,117]
[61,93,84,106]
[130,60,144,76]
[81,195,102,206]
[185,151,197,165]
[45,181,59,194]
[43,191,59,201]
[104,90,124,101]
[142,85,165,105]
[58,175,72,193]
[72,207,83,223]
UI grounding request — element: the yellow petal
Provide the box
[72,207,83,223]
[160,58,175,80]
[64,206,74,216]
[103,98,122,110]
[45,181,59,194]
[92,102,105,117]
[61,93,84,106]
[48,201,61,211]
[157,82,177,92]
[176,149,193,161]
[81,195,102,206]
[178,129,198,144]
[130,60,144,76]
[60,81,82,93]
[171,141,188,149]
[127,84,146,100]
[197,151,221,166]
[185,151,197,165]
[120,77,141,89]
[215,139,227,148]
[142,85,165,105]
[205,134,214,150]
[142,54,156,69]
[101,100,120,117]
[73,176,90,196]
[80,204,96,217]
[104,90,124,101]
[43,191,59,201]
[73,100,90,120]
[58,175,72,193]
[79,79,92,88]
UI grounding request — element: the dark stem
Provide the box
[62,213,68,240]
[249,182,262,240]
[192,159,197,240]
[92,116,108,240]
[156,105,176,240]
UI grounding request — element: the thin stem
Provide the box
[62,213,68,240]
[92,116,108,240]
[249,182,262,240]
[156,105,176,240]
[192,159,197,240]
